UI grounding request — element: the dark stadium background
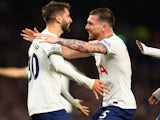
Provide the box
[0,0,159,119]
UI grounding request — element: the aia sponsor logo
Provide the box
[98,65,108,75]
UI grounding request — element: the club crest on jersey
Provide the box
[34,43,39,50]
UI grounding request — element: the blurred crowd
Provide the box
[0,0,160,120]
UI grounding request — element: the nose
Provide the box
[85,24,89,30]
[70,18,73,23]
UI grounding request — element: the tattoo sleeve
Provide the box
[58,38,107,54]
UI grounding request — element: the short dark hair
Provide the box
[90,7,115,27]
[41,1,71,23]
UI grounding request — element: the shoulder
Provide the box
[99,39,111,48]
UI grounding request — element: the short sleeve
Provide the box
[42,43,62,58]
[99,39,115,55]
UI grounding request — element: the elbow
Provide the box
[65,56,73,60]
[54,65,62,73]
[63,52,74,60]
[54,64,64,73]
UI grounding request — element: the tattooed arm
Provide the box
[33,33,107,54]
[21,29,107,54]
[61,45,90,59]
[20,29,90,59]
[58,38,107,54]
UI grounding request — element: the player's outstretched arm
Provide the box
[49,54,109,99]
[0,67,28,79]
[21,28,90,59]
[42,40,110,99]
[61,87,90,116]
[34,33,107,54]
[148,88,160,105]
[136,40,160,58]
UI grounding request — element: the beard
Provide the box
[88,32,99,40]
[61,19,70,33]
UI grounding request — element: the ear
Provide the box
[103,23,111,31]
[55,15,62,23]
[102,23,107,31]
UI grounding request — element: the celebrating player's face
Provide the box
[85,15,102,40]
[61,18,70,33]
[61,8,72,33]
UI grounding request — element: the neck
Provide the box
[46,23,63,37]
[105,30,114,38]
[98,30,114,40]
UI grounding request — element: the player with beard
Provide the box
[24,1,109,120]
[27,7,137,120]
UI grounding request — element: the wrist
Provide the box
[152,88,160,101]
[72,99,80,108]
[141,43,149,55]
[88,79,95,90]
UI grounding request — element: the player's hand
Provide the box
[92,80,110,99]
[21,27,39,42]
[73,99,90,116]
[136,40,143,52]
[148,95,159,105]
[33,33,59,44]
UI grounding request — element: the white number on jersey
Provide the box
[99,110,110,119]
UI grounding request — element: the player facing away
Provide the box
[136,40,160,120]
[25,1,108,120]
[22,7,137,120]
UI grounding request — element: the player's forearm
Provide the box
[56,64,94,89]
[61,46,90,59]
[58,38,106,53]
[51,58,94,89]
[142,44,160,58]
[50,55,94,89]
[152,88,160,101]
[61,87,86,114]
[61,87,76,106]
[0,68,28,79]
